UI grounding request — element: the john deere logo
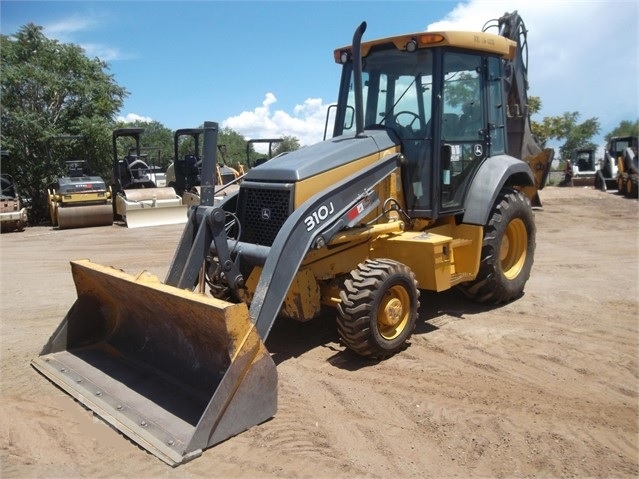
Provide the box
[261,208,271,220]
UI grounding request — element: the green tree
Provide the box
[1,23,127,223]
[605,119,639,141]
[115,120,174,169]
[218,128,251,168]
[272,136,300,156]
[444,72,477,108]
[528,96,542,115]
[529,97,600,159]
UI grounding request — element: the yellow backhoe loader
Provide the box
[47,135,113,229]
[111,128,187,228]
[33,12,553,466]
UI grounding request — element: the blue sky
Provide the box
[2,0,637,155]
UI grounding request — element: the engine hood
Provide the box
[244,129,399,183]
[57,176,108,194]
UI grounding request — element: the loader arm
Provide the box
[248,152,400,340]
[166,152,401,340]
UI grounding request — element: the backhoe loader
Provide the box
[111,128,187,228]
[33,12,553,466]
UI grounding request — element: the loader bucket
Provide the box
[31,259,277,466]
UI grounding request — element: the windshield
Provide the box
[339,48,434,140]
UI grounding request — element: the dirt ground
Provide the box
[1,186,637,479]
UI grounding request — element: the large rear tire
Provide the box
[458,187,535,304]
[337,259,419,359]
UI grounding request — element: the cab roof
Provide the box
[334,30,516,62]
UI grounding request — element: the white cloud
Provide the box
[42,13,124,62]
[117,113,153,124]
[43,15,98,40]
[81,43,122,62]
[222,93,331,149]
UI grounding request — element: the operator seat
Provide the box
[458,102,482,138]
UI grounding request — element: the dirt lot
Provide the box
[1,186,637,478]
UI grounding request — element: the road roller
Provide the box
[112,128,187,228]
[47,135,113,230]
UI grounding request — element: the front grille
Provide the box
[238,183,293,246]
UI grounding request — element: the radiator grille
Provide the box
[239,184,292,246]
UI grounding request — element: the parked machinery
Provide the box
[33,12,553,465]
[596,135,638,195]
[568,147,597,187]
[47,135,113,229]
[1,171,28,232]
[166,128,254,207]
[246,138,284,167]
[111,128,187,228]
[613,136,638,198]
[129,146,168,188]
[166,128,210,207]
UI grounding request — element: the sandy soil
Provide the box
[1,186,637,479]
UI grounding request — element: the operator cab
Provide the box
[332,39,507,220]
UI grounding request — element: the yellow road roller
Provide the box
[47,135,113,230]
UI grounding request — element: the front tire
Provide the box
[337,259,419,359]
[628,176,638,199]
[458,187,535,304]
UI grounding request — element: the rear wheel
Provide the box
[458,187,535,304]
[337,259,419,359]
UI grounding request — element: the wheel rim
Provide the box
[500,217,527,280]
[377,285,410,340]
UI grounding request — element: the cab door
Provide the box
[438,51,487,213]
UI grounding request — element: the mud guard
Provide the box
[462,154,535,226]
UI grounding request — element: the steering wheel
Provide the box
[127,159,149,170]
[392,111,423,138]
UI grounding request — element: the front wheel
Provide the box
[628,176,639,199]
[458,187,535,304]
[337,259,419,359]
[595,170,606,191]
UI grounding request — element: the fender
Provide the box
[462,154,534,226]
